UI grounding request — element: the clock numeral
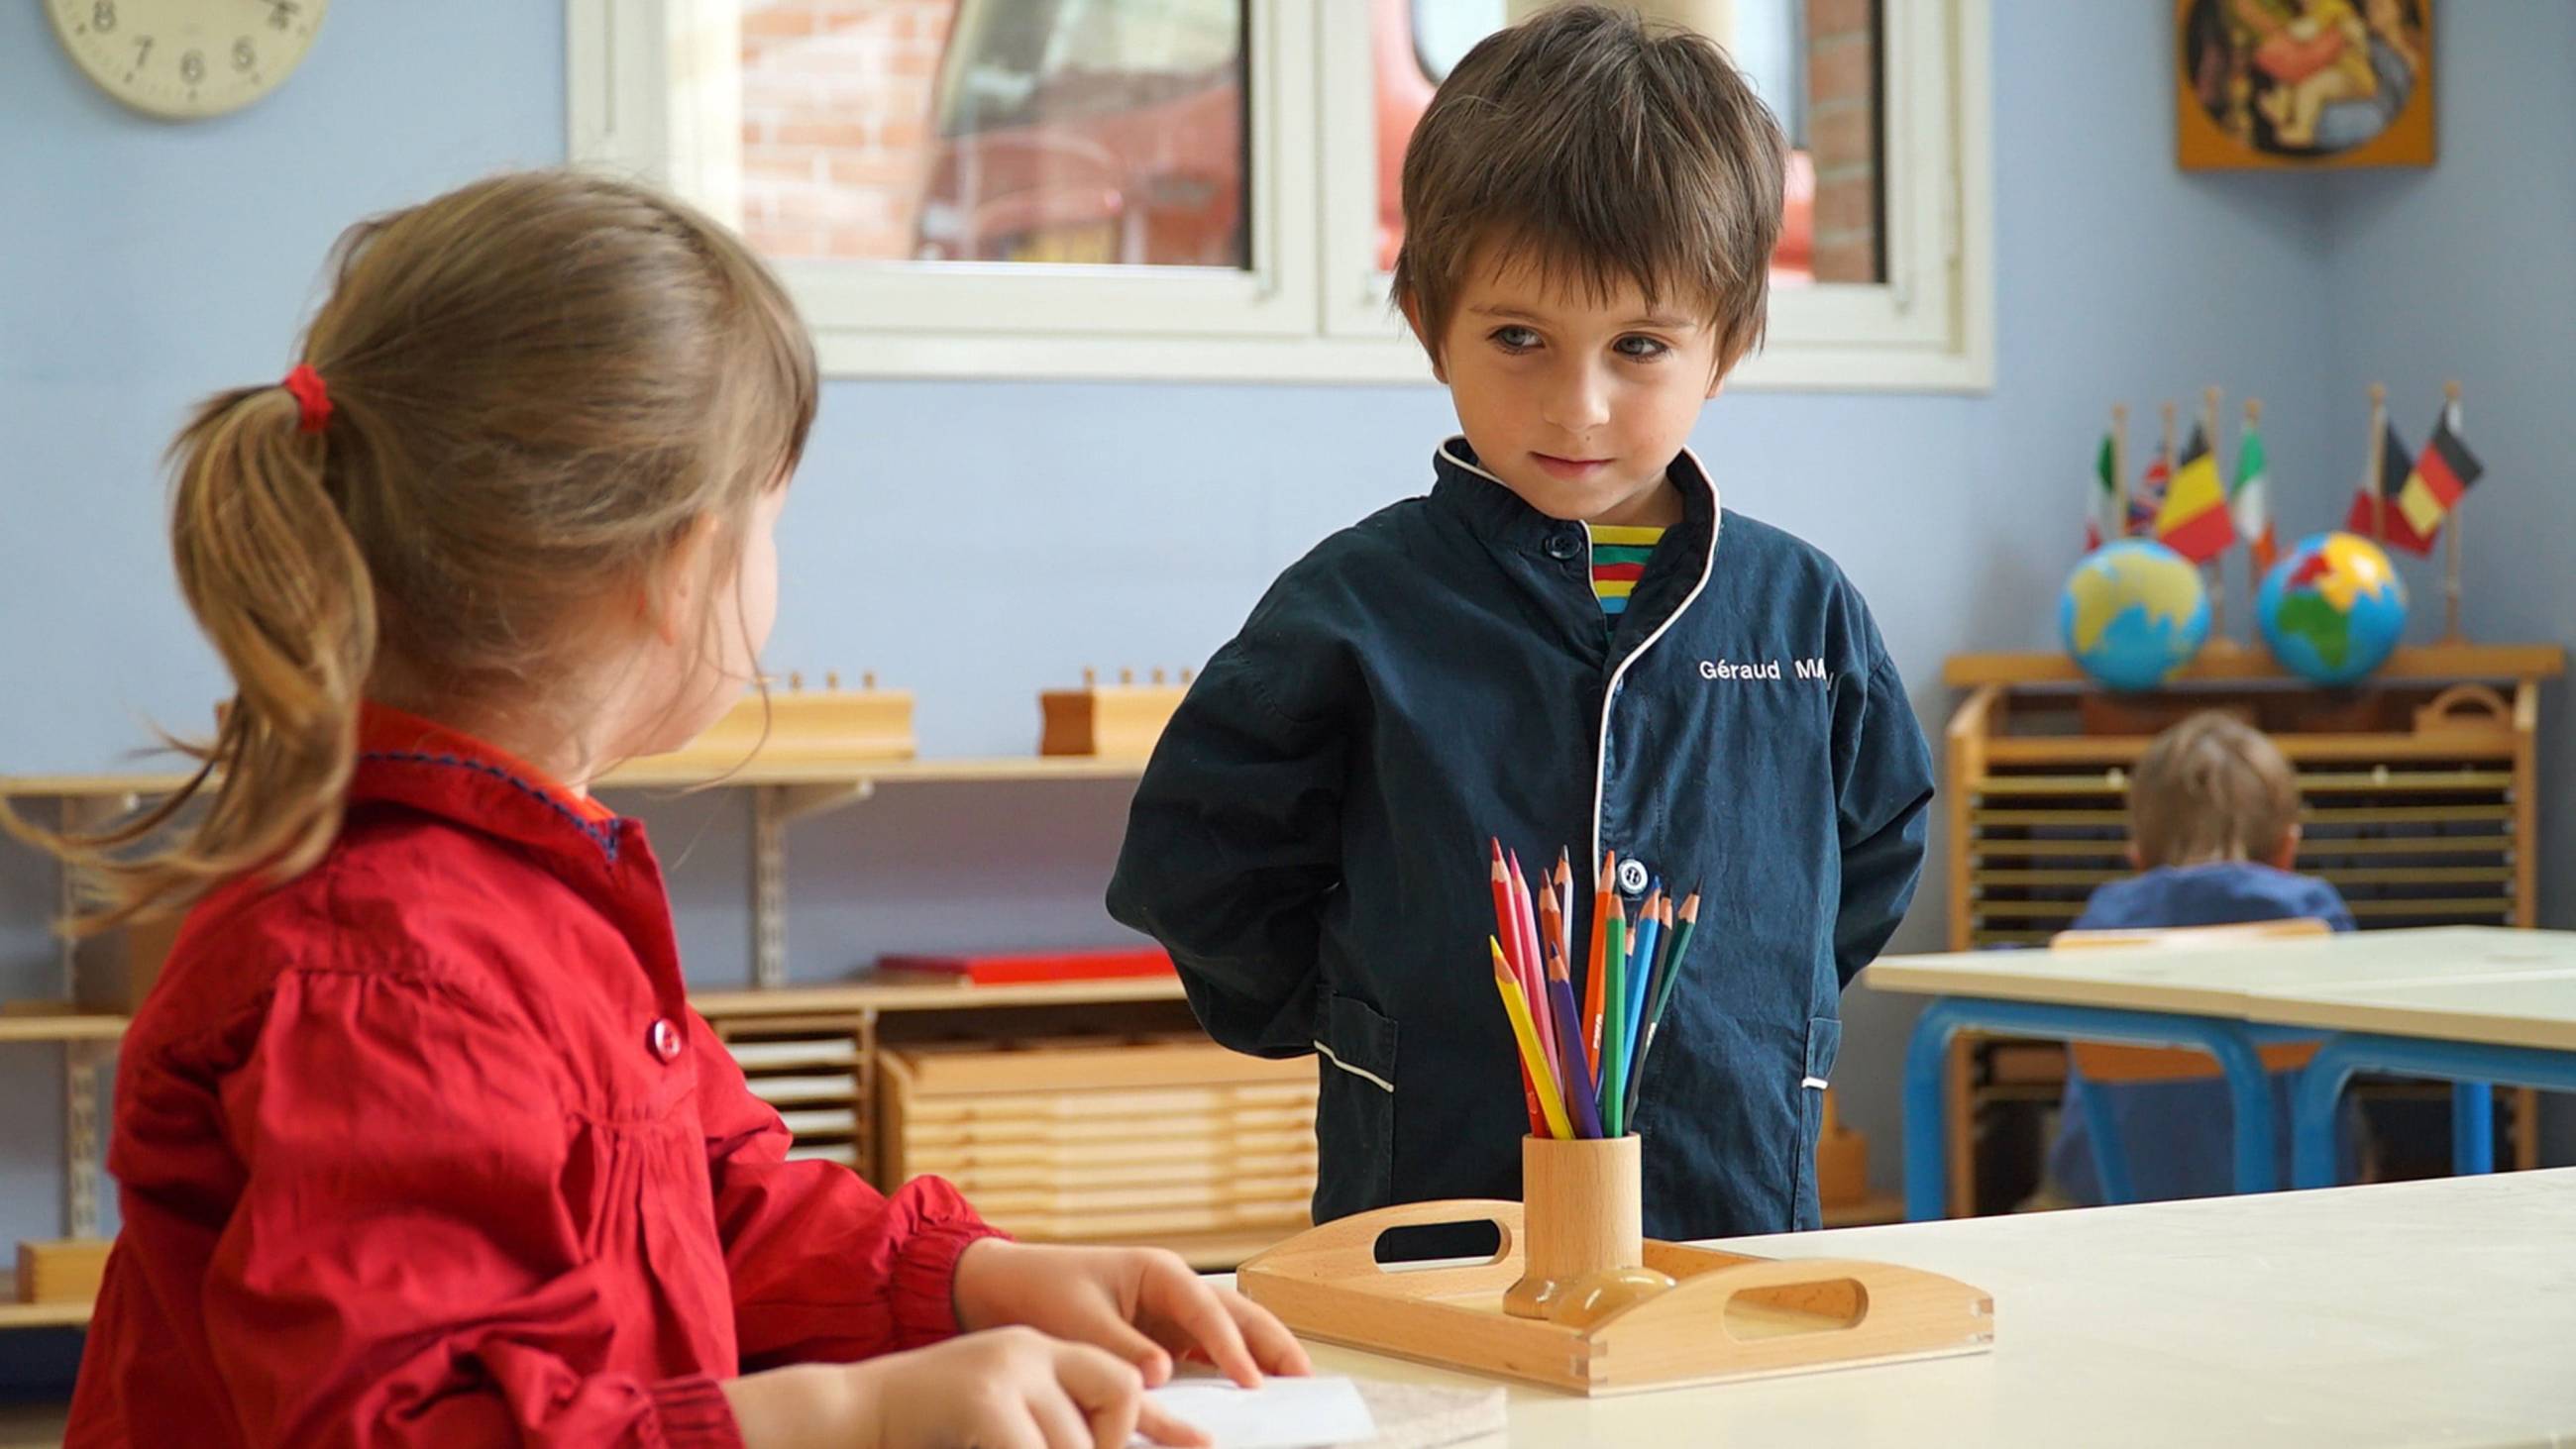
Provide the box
[132,36,152,67]
[267,1,301,32]
[234,38,257,72]
[92,1,116,34]
[179,50,205,84]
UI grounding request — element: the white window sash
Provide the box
[568,0,1991,391]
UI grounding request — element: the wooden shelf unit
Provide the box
[1934,645,2564,1214]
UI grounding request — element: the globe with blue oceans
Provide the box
[2256,531,2408,686]
[2059,540,2211,691]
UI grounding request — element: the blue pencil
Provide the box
[1621,883,1662,1101]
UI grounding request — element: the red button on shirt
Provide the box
[650,1016,684,1062]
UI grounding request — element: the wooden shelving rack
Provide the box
[1933,642,2565,1213]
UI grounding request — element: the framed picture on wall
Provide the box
[2177,0,2435,169]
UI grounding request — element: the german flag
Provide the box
[2344,420,2439,557]
[2396,404,2484,538]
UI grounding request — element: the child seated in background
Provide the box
[2045,710,2355,1206]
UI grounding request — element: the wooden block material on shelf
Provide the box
[1039,680,1188,759]
[1238,1198,1992,1396]
[15,1240,110,1305]
[630,682,915,773]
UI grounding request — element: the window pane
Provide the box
[1375,0,1878,285]
[740,0,1248,267]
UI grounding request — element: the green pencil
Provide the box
[1624,889,1699,1131]
[1599,902,1628,1136]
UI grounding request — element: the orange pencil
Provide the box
[1581,852,1615,1084]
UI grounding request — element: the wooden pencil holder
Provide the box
[1502,1133,1643,1318]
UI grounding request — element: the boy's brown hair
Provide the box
[1390,3,1787,367]
[2129,712,2304,869]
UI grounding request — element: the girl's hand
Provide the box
[952,1239,1314,1388]
[723,1327,1213,1449]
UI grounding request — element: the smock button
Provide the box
[1543,531,1583,562]
[1617,858,1651,896]
[648,1017,683,1063]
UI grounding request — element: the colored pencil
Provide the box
[1492,939,1571,1140]
[1486,845,1544,1130]
[1545,946,1604,1139]
[1622,883,1662,1099]
[1600,900,1629,1137]
[1581,853,1615,1087]
[1623,894,1675,1122]
[1508,850,1557,1078]
[1625,889,1700,1131]
[1555,851,1575,965]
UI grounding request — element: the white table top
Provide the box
[1258,1171,2576,1448]
[1863,926,2576,1051]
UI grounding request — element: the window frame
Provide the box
[567,0,1991,391]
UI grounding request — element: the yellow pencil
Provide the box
[1492,938,1572,1140]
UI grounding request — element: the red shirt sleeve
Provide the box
[192,970,745,1449]
[690,1017,1009,1371]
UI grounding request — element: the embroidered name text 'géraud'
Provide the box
[1700,657,1829,683]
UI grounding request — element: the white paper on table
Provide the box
[1136,1375,1377,1449]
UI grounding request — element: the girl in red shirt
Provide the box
[25,169,1305,1449]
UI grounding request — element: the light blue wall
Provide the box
[5,0,2556,1264]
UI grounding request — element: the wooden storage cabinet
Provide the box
[881,1037,1318,1258]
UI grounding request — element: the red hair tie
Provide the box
[282,362,332,435]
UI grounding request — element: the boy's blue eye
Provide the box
[1616,335,1672,362]
[1489,326,1542,353]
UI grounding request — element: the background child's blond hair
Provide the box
[2129,711,2304,868]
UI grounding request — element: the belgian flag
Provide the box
[2344,420,2440,557]
[2396,403,2484,539]
[2155,424,2236,563]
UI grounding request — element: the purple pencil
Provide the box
[1544,948,1605,1139]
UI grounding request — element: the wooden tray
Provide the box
[1238,1199,1993,1395]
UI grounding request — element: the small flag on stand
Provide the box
[2231,417,2277,571]
[2344,420,2440,557]
[2155,424,2237,563]
[2396,399,2484,539]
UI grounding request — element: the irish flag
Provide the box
[2231,424,2278,570]
[2156,424,2237,563]
[2086,433,2116,551]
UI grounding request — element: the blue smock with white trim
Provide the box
[1108,439,1934,1240]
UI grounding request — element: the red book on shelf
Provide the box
[873,947,1177,985]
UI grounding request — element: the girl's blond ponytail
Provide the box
[18,376,377,932]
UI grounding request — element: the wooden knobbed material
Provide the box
[647,675,915,769]
[1238,1192,1994,1396]
[1039,669,1191,759]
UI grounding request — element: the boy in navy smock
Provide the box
[1107,5,1935,1241]
[2047,710,2356,1204]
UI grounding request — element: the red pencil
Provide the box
[1508,850,1557,1077]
